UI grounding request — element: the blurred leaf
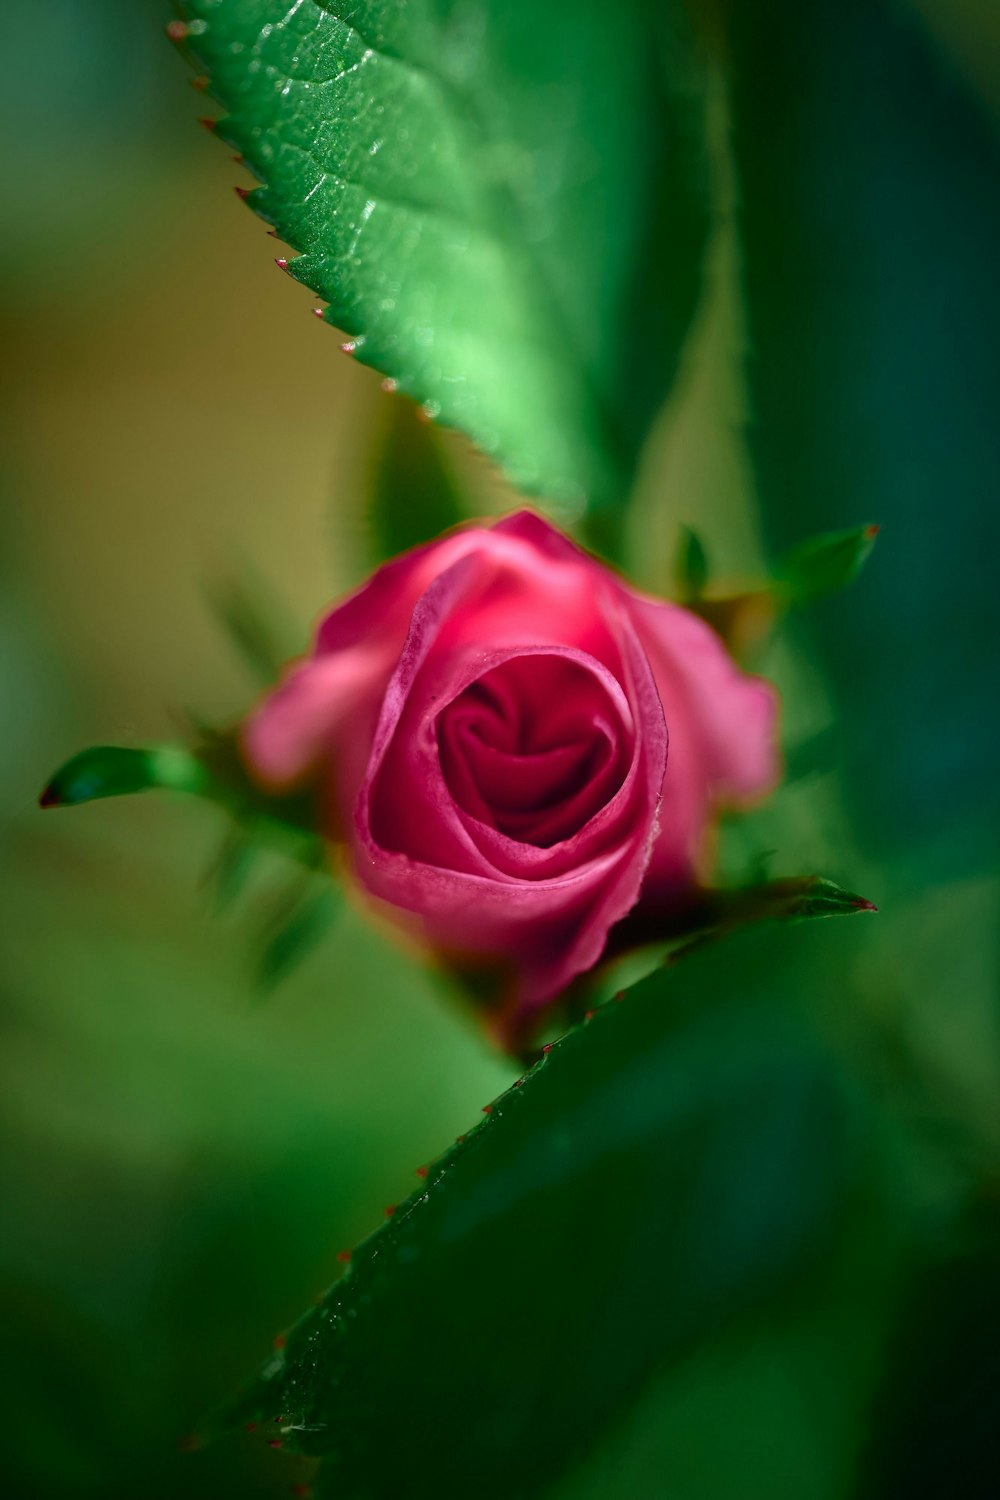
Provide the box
[777,524,880,607]
[170,0,712,558]
[204,924,868,1500]
[723,0,1000,878]
[367,395,465,563]
[39,744,209,808]
[858,1215,1000,1500]
[673,523,710,598]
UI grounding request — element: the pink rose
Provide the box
[243,512,777,1043]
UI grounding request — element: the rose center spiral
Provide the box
[436,655,630,847]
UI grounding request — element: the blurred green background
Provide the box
[1,2,997,1497]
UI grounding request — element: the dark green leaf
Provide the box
[204,924,869,1500]
[367,394,466,563]
[673,522,710,598]
[858,1214,1000,1500]
[171,0,712,558]
[38,744,209,808]
[777,524,879,607]
[724,0,1000,878]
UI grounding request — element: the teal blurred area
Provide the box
[0,2,997,1497]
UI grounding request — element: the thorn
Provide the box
[864,523,881,539]
[166,20,189,41]
[336,1249,351,1264]
[312,307,326,319]
[852,897,879,913]
[197,116,217,133]
[482,1104,493,1115]
[380,377,398,394]
[584,1010,595,1021]
[232,153,244,165]
[38,782,59,809]
[267,1438,283,1450]
[541,1044,553,1054]
[339,341,356,355]
[455,1134,466,1144]
[275,257,289,271]
[415,1166,428,1178]
[273,1334,287,1349]
[415,403,434,423]
[274,1415,284,1424]
[191,75,210,92]
[512,1078,523,1087]
[384,1204,397,1218]
[245,1422,257,1432]
[267,228,280,238]
[613,990,625,1002]
[234,185,251,201]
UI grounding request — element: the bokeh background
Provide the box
[1,2,998,1496]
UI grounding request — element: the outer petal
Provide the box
[627,597,779,890]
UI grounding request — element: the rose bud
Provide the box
[242,512,778,1044]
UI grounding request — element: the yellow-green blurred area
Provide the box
[1,3,998,1498]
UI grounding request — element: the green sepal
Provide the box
[673,523,710,599]
[715,873,878,924]
[684,525,878,658]
[203,563,305,687]
[38,744,210,809]
[776,523,880,606]
[40,730,322,862]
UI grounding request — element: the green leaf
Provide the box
[723,0,1000,879]
[170,0,712,558]
[204,924,869,1499]
[38,744,209,808]
[673,522,710,598]
[367,394,466,563]
[776,524,880,607]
